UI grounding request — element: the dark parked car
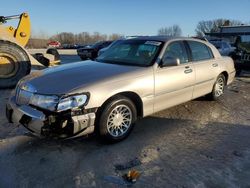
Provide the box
[231,36,250,75]
[62,44,78,49]
[77,41,113,60]
[209,40,235,56]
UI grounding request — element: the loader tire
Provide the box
[46,48,60,61]
[0,40,31,88]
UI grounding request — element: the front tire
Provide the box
[208,74,226,100]
[97,96,137,142]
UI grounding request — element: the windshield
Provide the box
[92,41,104,48]
[96,40,163,67]
[108,39,123,48]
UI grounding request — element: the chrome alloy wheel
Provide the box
[107,104,132,137]
[214,77,224,97]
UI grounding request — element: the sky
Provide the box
[1,0,250,37]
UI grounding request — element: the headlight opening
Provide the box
[57,94,88,112]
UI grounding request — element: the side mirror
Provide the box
[161,56,180,67]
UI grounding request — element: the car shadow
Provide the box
[1,115,250,187]
[2,115,249,159]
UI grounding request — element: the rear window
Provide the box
[188,41,214,61]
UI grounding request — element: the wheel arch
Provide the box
[220,71,229,84]
[117,91,143,118]
[96,91,144,120]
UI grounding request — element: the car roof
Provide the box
[126,36,203,43]
[125,36,172,42]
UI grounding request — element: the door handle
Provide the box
[184,69,193,74]
[212,63,218,67]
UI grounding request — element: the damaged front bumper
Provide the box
[6,96,96,138]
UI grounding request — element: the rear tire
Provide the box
[0,40,31,88]
[236,69,241,76]
[207,74,226,100]
[97,96,137,142]
[80,56,87,61]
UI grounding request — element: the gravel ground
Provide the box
[0,55,250,188]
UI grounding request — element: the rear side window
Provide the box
[188,41,214,61]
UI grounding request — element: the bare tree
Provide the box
[158,25,182,37]
[50,32,123,45]
[26,38,48,49]
[31,30,49,39]
[195,19,243,37]
[195,20,214,37]
[51,32,75,44]
[108,33,123,40]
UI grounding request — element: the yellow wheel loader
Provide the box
[0,13,60,88]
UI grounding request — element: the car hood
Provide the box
[23,61,142,95]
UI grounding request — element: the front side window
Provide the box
[163,41,189,64]
[188,41,213,61]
